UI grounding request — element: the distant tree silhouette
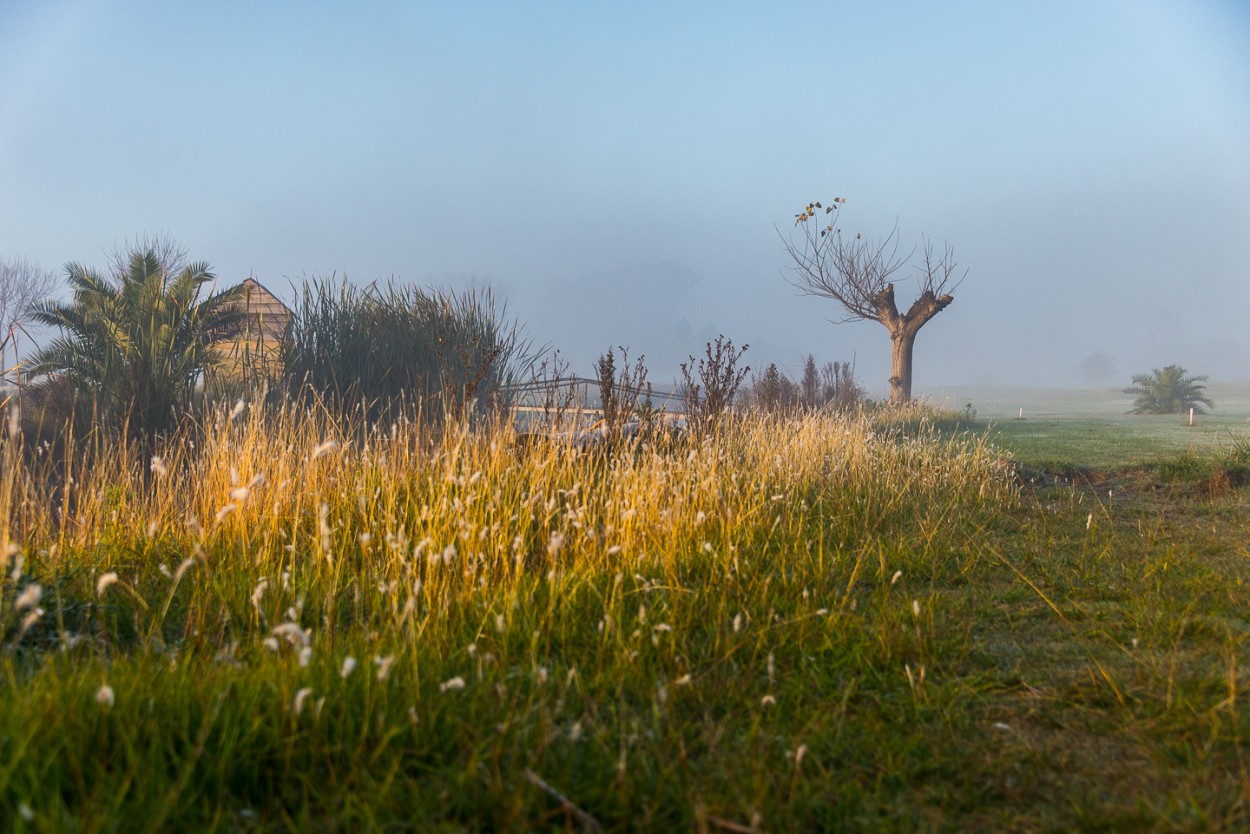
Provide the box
[799,354,820,408]
[1081,352,1115,385]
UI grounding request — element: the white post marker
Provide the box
[1189,407,1194,426]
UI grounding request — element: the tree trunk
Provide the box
[873,284,953,405]
[888,327,917,405]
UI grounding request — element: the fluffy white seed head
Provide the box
[173,557,196,583]
[15,583,42,611]
[96,572,119,597]
[271,622,310,648]
[439,676,466,692]
[311,440,337,461]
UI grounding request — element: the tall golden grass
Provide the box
[3,401,1015,640]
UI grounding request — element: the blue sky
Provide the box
[2,0,1248,392]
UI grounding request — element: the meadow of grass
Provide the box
[0,397,1248,831]
[927,382,1250,471]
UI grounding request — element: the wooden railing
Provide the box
[502,377,685,429]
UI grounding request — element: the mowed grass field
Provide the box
[925,381,1250,469]
[0,390,1248,832]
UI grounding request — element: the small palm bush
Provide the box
[1125,364,1215,415]
[280,278,529,422]
[25,246,246,443]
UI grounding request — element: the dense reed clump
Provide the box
[280,278,530,423]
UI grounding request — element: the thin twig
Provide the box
[708,816,765,834]
[521,768,604,832]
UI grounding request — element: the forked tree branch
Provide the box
[780,202,964,330]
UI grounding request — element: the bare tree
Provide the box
[781,199,964,404]
[821,359,864,411]
[0,256,59,387]
[0,255,58,339]
[107,232,188,280]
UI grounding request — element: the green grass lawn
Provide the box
[984,415,1250,470]
[923,382,1250,470]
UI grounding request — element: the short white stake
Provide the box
[1189,407,1194,426]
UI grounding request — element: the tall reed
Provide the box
[280,278,531,424]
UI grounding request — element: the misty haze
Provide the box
[1,2,1248,830]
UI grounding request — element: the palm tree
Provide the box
[26,246,247,440]
[1125,364,1215,415]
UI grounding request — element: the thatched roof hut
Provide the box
[217,278,289,382]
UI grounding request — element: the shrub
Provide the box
[680,335,749,434]
[280,278,530,423]
[24,244,246,445]
[745,363,799,412]
[594,346,652,442]
[744,354,863,414]
[819,358,865,411]
[1125,365,1214,415]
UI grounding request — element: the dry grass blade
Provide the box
[522,768,603,832]
[707,815,766,834]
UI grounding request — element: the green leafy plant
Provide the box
[1124,364,1214,415]
[25,244,246,442]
